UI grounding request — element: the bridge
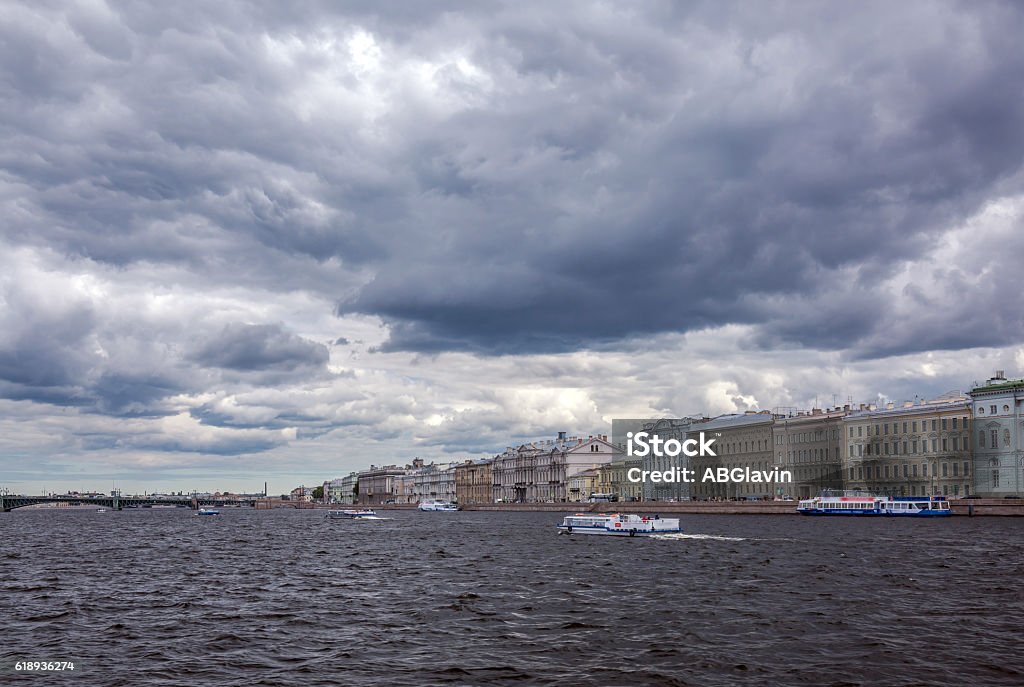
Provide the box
[0,494,257,512]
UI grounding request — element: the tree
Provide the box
[312,486,324,500]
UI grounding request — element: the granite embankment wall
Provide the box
[457,500,1024,516]
[302,500,1024,515]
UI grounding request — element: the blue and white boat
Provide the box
[797,493,951,517]
[327,509,378,519]
[196,507,220,516]
[557,513,682,536]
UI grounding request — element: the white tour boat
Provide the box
[326,509,379,519]
[557,513,682,536]
[797,493,951,517]
[418,500,458,512]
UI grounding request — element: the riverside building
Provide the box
[969,371,1024,497]
[356,465,408,505]
[637,417,708,501]
[491,432,621,503]
[413,462,457,504]
[596,456,642,501]
[690,412,779,500]
[324,474,359,504]
[841,394,973,498]
[772,407,847,500]
[454,458,493,504]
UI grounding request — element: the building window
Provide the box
[903,464,909,478]
[1004,405,1010,413]
[979,431,986,448]
[885,465,890,478]
[952,418,958,430]
[979,407,985,415]
[912,440,918,454]
[912,464,918,477]
[952,438,959,451]
[942,463,948,477]
[931,419,937,431]
[942,438,948,451]
[912,421,917,432]
[990,430,998,449]
[992,470,999,489]
[991,405,997,415]
[952,462,959,477]
[1004,429,1011,447]
[849,427,854,438]
[884,423,889,435]
[942,418,948,430]
[903,441,908,454]
[963,461,969,476]
[922,463,928,477]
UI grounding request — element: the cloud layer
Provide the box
[1,1,1023,492]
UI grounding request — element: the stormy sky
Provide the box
[2,0,1023,495]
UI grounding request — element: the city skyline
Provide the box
[3,2,1024,495]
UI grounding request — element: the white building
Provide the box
[493,432,621,503]
[970,371,1024,497]
[412,462,457,503]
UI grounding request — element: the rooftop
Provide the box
[695,412,776,431]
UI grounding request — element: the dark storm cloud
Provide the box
[1,0,1022,449]
[332,1,1024,357]
[191,323,329,373]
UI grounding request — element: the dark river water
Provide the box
[1,509,1022,686]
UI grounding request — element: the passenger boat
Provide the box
[557,513,682,536]
[196,507,220,516]
[418,500,458,511]
[95,508,108,513]
[797,493,951,517]
[326,509,378,519]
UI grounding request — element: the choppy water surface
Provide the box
[2,509,1023,686]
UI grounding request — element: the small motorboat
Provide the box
[96,508,108,513]
[327,509,379,519]
[418,500,458,512]
[197,507,220,516]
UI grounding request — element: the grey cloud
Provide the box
[3,0,1024,491]
[190,323,329,373]
[5,1,1021,360]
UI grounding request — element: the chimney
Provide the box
[557,431,567,441]
[995,370,1005,380]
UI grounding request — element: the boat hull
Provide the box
[797,493,952,517]
[327,510,377,519]
[797,509,951,517]
[557,525,683,536]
